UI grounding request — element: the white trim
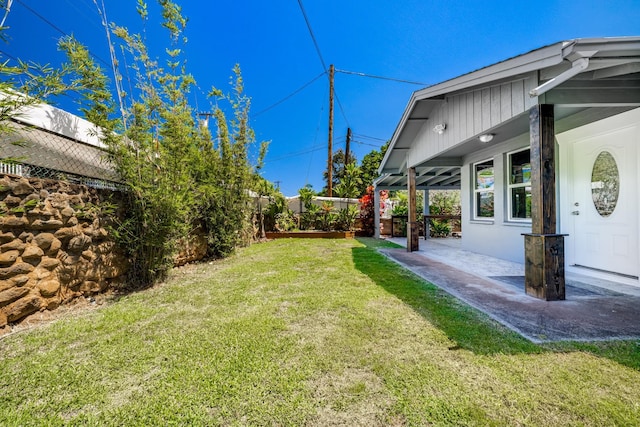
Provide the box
[472,158,495,220]
[506,147,533,223]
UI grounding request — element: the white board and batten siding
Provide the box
[407,73,538,167]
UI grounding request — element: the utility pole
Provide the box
[327,64,335,197]
[197,112,214,128]
[345,127,352,168]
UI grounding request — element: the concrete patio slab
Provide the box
[379,240,640,343]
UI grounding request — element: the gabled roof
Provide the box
[378,36,640,181]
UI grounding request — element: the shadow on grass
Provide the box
[353,238,640,369]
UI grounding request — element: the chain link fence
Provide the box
[0,120,121,190]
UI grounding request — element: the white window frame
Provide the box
[473,158,494,220]
[507,147,532,222]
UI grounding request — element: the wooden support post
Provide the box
[407,167,419,252]
[345,127,352,167]
[423,189,430,240]
[523,104,566,300]
[327,64,334,197]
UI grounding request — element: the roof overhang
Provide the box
[377,36,640,189]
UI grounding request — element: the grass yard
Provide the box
[1,237,639,425]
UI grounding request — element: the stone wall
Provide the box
[0,176,128,329]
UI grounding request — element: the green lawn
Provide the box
[1,238,639,426]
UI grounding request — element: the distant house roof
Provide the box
[1,94,117,183]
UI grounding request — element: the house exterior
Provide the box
[0,99,117,185]
[375,37,640,300]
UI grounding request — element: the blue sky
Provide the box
[3,0,640,196]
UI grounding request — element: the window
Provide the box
[473,159,494,219]
[508,149,531,220]
[591,151,619,217]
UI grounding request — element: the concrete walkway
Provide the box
[380,238,640,343]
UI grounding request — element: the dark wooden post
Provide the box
[327,64,334,197]
[523,104,566,300]
[407,167,419,251]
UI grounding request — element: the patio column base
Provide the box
[407,221,420,252]
[523,233,567,301]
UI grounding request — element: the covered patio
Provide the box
[381,237,640,342]
[375,37,640,301]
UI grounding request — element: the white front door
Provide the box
[560,109,640,279]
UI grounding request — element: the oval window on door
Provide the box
[591,151,619,217]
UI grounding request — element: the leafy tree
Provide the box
[358,141,389,195]
[253,175,278,238]
[391,190,424,216]
[428,190,461,237]
[319,200,336,231]
[298,184,320,230]
[0,26,82,162]
[334,163,362,199]
[22,1,268,287]
[321,148,356,196]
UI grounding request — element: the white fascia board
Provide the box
[378,42,567,176]
[377,37,640,178]
[414,41,568,101]
[377,93,418,175]
[563,36,640,61]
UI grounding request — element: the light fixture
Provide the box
[433,123,446,134]
[478,133,494,143]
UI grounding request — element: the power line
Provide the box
[296,0,328,73]
[15,0,111,68]
[266,144,326,163]
[254,71,326,117]
[16,0,66,37]
[352,139,382,148]
[306,85,327,185]
[334,92,350,128]
[62,0,101,28]
[0,49,17,61]
[353,133,387,142]
[336,68,427,86]
[296,1,352,132]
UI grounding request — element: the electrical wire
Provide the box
[306,84,328,185]
[296,0,328,73]
[352,139,382,148]
[335,68,427,86]
[93,0,127,129]
[296,0,353,129]
[15,0,110,68]
[267,144,326,163]
[15,0,66,36]
[62,0,101,28]
[0,49,17,61]
[254,71,325,117]
[353,133,387,142]
[334,92,350,128]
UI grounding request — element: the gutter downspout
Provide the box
[529,56,591,97]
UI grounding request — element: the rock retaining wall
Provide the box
[0,176,128,329]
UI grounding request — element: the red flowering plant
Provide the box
[359,186,388,236]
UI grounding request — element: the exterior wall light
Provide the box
[433,123,446,134]
[479,133,494,143]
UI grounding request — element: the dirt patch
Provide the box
[0,291,114,339]
[307,367,396,426]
